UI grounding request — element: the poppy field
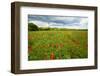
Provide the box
[28,30,88,60]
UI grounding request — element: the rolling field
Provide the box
[28,30,88,60]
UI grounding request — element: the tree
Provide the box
[28,23,39,31]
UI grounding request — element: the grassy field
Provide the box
[28,30,88,60]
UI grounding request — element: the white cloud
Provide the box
[80,18,88,24]
[28,17,88,29]
[49,22,63,26]
[51,16,76,22]
[79,18,88,29]
[29,20,49,28]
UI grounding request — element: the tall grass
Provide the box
[28,30,88,60]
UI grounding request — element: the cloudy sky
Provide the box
[28,15,88,29]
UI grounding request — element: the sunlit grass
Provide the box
[28,30,88,60]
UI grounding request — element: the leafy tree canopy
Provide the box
[28,23,39,31]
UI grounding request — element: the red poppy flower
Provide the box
[50,52,55,59]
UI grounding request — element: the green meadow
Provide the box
[28,29,88,60]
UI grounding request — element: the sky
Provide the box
[28,15,88,29]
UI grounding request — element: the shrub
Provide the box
[28,23,39,31]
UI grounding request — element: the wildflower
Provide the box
[50,52,55,59]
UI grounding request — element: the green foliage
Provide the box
[28,23,39,31]
[38,27,88,31]
[28,30,88,60]
[38,27,50,31]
